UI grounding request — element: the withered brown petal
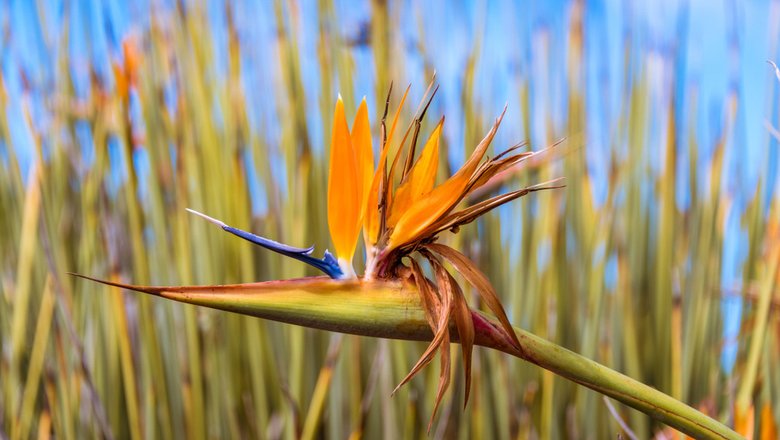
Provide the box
[429,328,451,434]
[394,259,452,395]
[425,243,522,352]
[448,275,473,407]
[423,250,475,408]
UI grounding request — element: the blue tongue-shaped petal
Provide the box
[186,209,343,279]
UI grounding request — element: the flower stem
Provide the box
[498,319,740,439]
[73,274,740,439]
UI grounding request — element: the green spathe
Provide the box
[72,273,740,440]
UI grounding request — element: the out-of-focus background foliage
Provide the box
[1,0,779,438]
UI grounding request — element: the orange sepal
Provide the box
[735,403,755,439]
[327,97,361,265]
[388,108,506,250]
[760,403,777,440]
[388,119,443,226]
[352,98,374,212]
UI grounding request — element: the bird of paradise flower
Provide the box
[75,82,559,426]
[72,84,742,439]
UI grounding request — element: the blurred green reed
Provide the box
[1,1,778,439]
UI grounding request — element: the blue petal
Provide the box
[187,209,344,279]
[222,224,315,255]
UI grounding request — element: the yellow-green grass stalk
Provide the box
[14,276,54,440]
[735,234,780,430]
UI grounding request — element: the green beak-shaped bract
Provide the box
[72,273,740,439]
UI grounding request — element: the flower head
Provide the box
[327,96,373,277]
[77,82,562,430]
[188,83,562,428]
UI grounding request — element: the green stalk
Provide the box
[15,277,54,440]
[736,246,780,414]
[72,274,741,439]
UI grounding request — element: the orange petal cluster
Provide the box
[327,97,373,276]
